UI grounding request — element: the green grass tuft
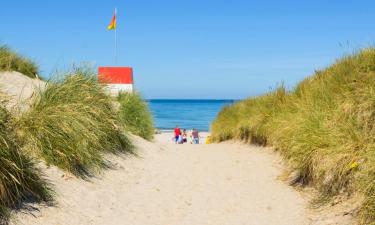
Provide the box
[211,48,375,224]
[16,68,133,177]
[117,92,154,140]
[0,45,39,78]
[0,104,51,223]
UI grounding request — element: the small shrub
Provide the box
[0,45,39,78]
[117,92,154,140]
[16,69,132,177]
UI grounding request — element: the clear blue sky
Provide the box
[1,1,374,99]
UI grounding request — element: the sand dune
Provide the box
[11,133,312,225]
[0,71,45,110]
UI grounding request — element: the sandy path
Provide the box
[11,133,308,225]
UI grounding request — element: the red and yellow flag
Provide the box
[107,9,116,30]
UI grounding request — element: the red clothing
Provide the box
[174,128,181,136]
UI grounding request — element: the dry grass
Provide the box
[16,68,133,177]
[117,92,154,140]
[211,48,375,224]
[0,45,39,78]
[0,103,51,223]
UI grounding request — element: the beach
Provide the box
[0,70,350,224]
[11,132,311,225]
[3,2,374,223]
[0,69,355,225]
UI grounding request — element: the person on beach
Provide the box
[174,126,181,144]
[182,129,188,143]
[192,128,199,144]
[177,134,183,144]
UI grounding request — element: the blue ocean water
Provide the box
[147,99,235,131]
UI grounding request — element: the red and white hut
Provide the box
[98,67,134,96]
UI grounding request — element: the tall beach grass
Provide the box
[117,92,154,140]
[16,69,133,177]
[211,48,375,224]
[0,104,51,222]
[0,45,39,78]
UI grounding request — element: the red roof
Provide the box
[98,67,133,84]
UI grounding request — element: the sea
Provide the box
[147,99,235,132]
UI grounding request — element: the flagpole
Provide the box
[114,7,117,65]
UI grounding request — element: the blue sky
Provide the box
[1,1,375,99]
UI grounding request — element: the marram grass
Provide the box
[16,69,133,177]
[211,48,375,224]
[0,104,51,223]
[0,45,39,78]
[117,92,154,140]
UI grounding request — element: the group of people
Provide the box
[174,126,200,144]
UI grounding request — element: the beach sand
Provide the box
[11,132,311,225]
[0,71,45,110]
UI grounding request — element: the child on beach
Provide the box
[174,126,181,144]
[182,129,188,143]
